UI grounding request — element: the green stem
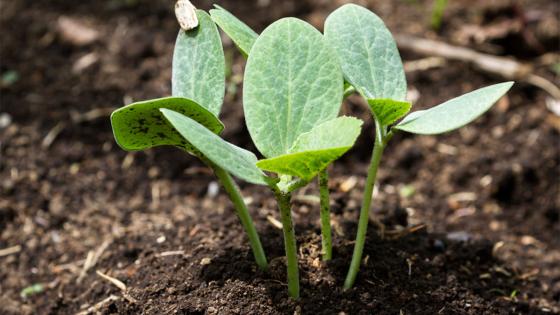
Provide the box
[318,168,332,261]
[275,191,300,299]
[212,165,268,270]
[343,121,386,289]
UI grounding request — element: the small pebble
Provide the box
[207,181,219,198]
[0,113,12,128]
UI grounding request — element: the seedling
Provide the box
[324,3,513,289]
[162,16,363,299]
[430,0,449,30]
[110,10,268,270]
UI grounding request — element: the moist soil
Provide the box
[1,0,559,314]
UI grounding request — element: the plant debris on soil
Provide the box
[1,0,559,314]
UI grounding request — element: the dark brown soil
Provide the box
[1,0,559,314]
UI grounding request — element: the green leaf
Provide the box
[324,4,407,101]
[160,109,269,185]
[111,97,224,152]
[394,82,514,135]
[210,5,258,57]
[256,117,362,180]
[398,110,426,125]
[244,18,344,158]
[172,10,225,116]
[257,149,349,181]
[367,99,411,126]
[289,116,363,153]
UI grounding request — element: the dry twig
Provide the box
[77,239,111,283]
[75,295,120,315]
[395,34,560,100]
[96,270,126,291]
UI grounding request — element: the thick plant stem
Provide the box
[275,191,300,299]
[318,168,332,261]
[343,123,386,289]
[212,166,268,270]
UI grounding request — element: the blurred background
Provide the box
[1,0,559,314]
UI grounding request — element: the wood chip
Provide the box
[436,143,458,156]
[57,16,99,46]
[70,108,115,123]
[121,153,135,169]
[156,250,185,257]
[41,122,66,149]
[292,194,320,205]
[0,245,21,257]
[518,268,540,280]
[452,192,478,202]
[200,257,212,265]
[72,52,99,74]
[340,176,358,192]
[266,215,283,229]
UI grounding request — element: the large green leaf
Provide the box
[160,109,269,185]
[172,10,225,116]
[111,97,223,152]
[367,99,411,126]
[395,82,514,135]
[210,5,258,57]
[243,18,344,158]
[256,117,362,180]
[324,4,407,101]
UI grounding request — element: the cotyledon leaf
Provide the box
[210,5,258,57]
[324,4,407,101]
[367,99,411,126]
[394,82,514,135]
[256,117,363,181]
[396,110,427,126]
[243,17,344,158]
[172,10,225,116]
[111,97,223,152]
[160,109,270,185]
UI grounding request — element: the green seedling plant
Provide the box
[430,0,449,30]
[110,10,270,270]
[161,15,363,298]
[110,2,513,300]
[324,3,513,289]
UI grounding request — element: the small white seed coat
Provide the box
[175,0,198,31]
